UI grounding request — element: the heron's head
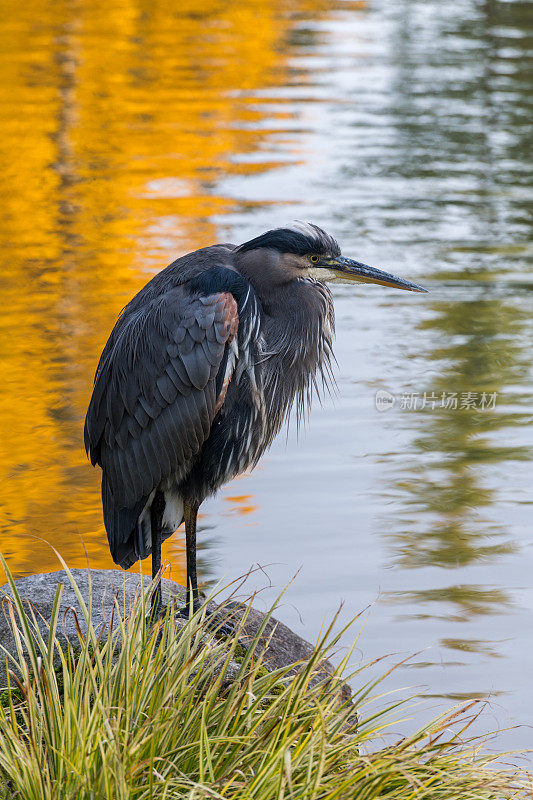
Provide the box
[235,222,427,293]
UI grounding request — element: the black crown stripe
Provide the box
[237,226,341,257]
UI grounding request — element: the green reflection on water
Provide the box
[376,0,533,631]
[388,585,513,621]
[391,298,530,572]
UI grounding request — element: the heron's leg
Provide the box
[183,501,199,617]
[179,502,237,638]
[150,490,165,616]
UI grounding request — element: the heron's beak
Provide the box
[321,256,427,293]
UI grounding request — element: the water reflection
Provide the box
[376,0,533,636]
[0,0,532,749]
[388,584,513,622]
[388,297,529,576]
[0,0,335,581]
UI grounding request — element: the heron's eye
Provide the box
[310,255,320,264]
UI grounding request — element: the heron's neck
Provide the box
[233,250,334,376]
[258,277,335,427]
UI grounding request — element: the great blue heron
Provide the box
[84,223,426,617]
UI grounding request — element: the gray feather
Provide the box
[84,284,239,565]
[180,347,211,390]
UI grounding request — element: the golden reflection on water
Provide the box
[0,0,339,582]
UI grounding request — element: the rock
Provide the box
[0,570,188,657]
[226,601,352,705]
[0,569,351,707]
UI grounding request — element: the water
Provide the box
[0,0,532,751]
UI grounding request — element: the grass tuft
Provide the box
[0,557,529,799]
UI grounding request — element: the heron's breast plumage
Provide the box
[189,275,335,498]
[177,274,266,503]
[260,276,335,435]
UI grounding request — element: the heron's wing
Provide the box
[84,287,238,511]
